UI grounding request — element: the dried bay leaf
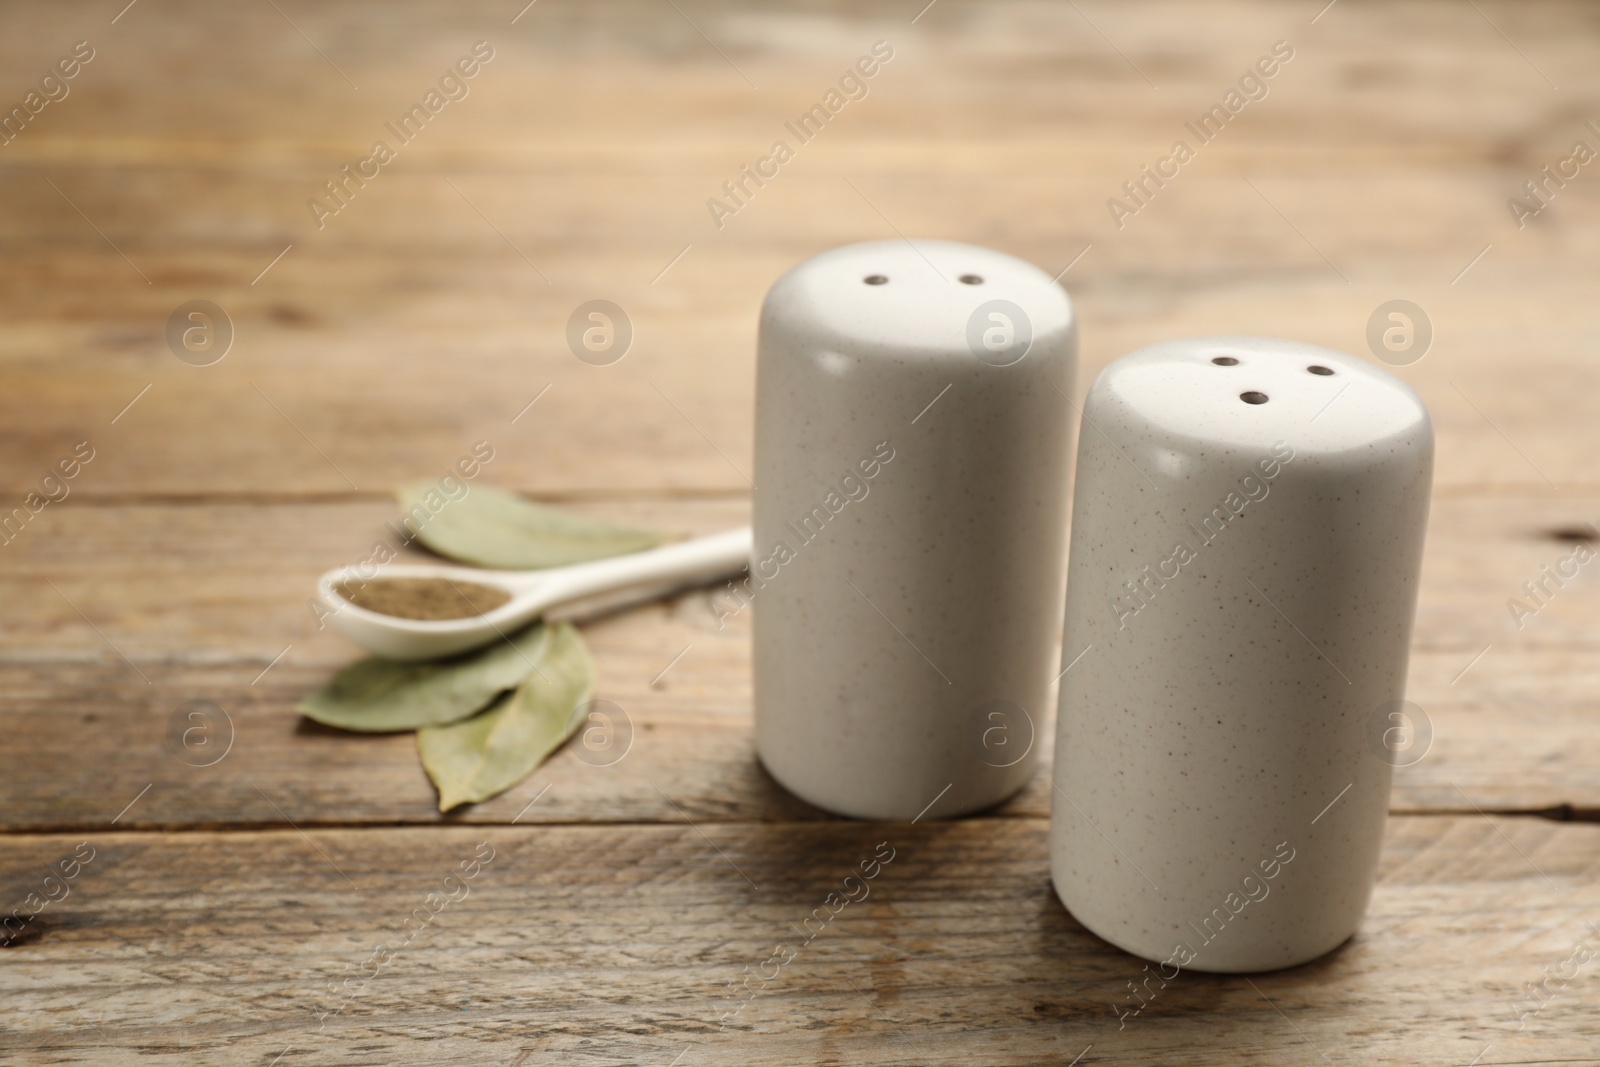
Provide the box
[397,483,661,569]
[417,622,595,811]
[298,624,551,733]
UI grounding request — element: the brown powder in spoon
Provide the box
[335,578,511,621]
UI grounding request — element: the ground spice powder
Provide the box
[335,578,511,620]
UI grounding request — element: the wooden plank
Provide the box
[2,259,1593,499]
[0,495,771,831]
[3,644,1597,832]
[0,209,1594,497]
[0,496,751,665]
[2,816,1597,1065]
[2,492,1599,830]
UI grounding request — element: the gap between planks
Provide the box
[1,807,1594,840]
[41,487,755,507]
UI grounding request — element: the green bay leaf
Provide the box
[417,622,595,811]
[298,624,551,733]
[397,483,661,569]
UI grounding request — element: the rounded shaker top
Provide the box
[1088,336,1430,460]
[760,239,1075,365]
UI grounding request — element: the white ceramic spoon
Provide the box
[316,527,752,661]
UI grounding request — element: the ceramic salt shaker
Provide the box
[1050,336,1432,973]
[749,239,1076,820]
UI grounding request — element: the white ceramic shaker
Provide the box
[750,239,1076,820]
[1050,336,1432,972]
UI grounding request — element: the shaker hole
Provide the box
[959,274,984,285]
[1549,525,1598,542]
[1307,365,1334,375]
[864,274,888,285]
[1240,391,1269,405]
[1211,356,1239,366]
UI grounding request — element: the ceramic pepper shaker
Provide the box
[1050,336,1432,972]
[748,239,1076,820]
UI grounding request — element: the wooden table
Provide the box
[4,1,1599,1063]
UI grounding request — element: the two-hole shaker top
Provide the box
[759,238,1075,364]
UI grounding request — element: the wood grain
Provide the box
[0,1,1597,497]
[4,817,1598,1065]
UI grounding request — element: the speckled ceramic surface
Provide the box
[1050,336,1434,973]
[751,240,1076,820]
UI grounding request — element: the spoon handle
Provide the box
[529,527,753,613]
